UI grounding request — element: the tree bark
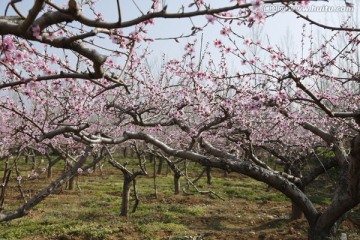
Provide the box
[47,165,52,178]
[174,172,181,195]
[308,228,337,240]
[0,169,11,210]
[289,164,303,220]
[123,131,319,224]
[107,152,146,217]
[45,155,62,179]
[120,176,132,217]
[122,147,127,158]
[206,166,212,185]
[308,134,360,239]
[157,158,163,175]
[95,131,360,239]
[67,176,75,190]
[291,199,303,220]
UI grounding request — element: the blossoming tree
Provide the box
[0,0,359,239]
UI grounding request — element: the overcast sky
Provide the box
[0,0,358,63]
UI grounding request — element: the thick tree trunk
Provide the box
[120,176,132,217]
[67,176,75,190]
[174,172,181,195]
[157,158,163,175]
[45,155,62,179]
[31,156,36,170]
[153,159,158,199]
[206,166,212,185]
[291,201,303,220]
[131,178,140,213]
[0,169,11,210]
[124,131,320,222]
[107,155,146,217]
[308,228,337,240]
[307,134,360,239]
[47,165,52,178]
[290,164,303,220]
[121,131,360,240]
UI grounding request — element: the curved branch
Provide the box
[19,0,45,32]
[120,131,318,224]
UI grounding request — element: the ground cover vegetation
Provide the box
[1,157,359,239]
[0,0,360,239]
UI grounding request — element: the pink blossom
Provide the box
[77,168,83,174]
[195,0,204,8]
[131,32,143,43]
[252,0,263,9]
[107,58,115,67]
[46,32,56,41]
[32,25,42,40]
[214,39,222,48]
[57,30,64,36]
[206,15,216,24]
[144,18,155,25]
[1,36,15,52]
[28,170,39,179]
[299,0,310,6]
[15,51,24,61]
[220,27,231,36]
[248,15,255,23]
[243,38,252,46]
[28,80,37,89]
[184,43,195,54]
[50,54,59,64]
[254,10,265,24]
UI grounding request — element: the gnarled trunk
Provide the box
[206,166,212,185]
[308,228,337,240]
[157,158,164,175]
[47,165,52,178]
[120,176,132,217]
[121,131,360,240]
[291,200,303,220]
[308,134,360,239]
[289,164,303,220]
[174,172,181,194]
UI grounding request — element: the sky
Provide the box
[0,0,358,67]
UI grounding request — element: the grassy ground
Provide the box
[1,160,360,240]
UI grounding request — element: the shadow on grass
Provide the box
[250,218,289,232]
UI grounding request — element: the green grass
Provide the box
[1,157,359,239]
[137,222,189,239]
[216,177,288,202]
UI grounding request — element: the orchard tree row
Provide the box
[0,0,359,239]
